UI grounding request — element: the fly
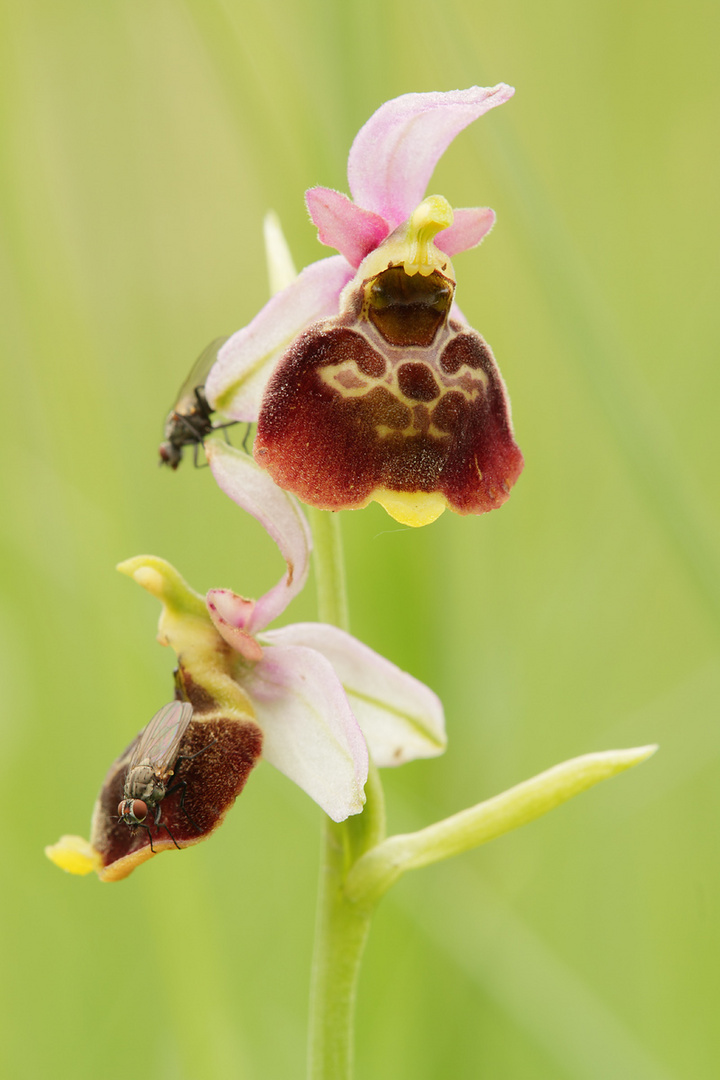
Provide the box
[159,337,239,469]
[118,701,197,850]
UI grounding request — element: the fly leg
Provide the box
[174,737,218,769]
[192,442,209,469]
[118,811,158,853]
[152,802,182,849]
[137,820,157,853]
[164,778,202,833]
[204,419,240,455]
[164,736,218,833]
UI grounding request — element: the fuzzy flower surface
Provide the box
[206,85,523,527]
[46,444,444,881]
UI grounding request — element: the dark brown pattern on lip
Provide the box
[91,714,262,880]
[254,315,523,517]
[365,267,453,347]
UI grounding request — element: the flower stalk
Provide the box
[308,820,374,1080]
[307,509,385,1080]
[305,506,657,1079]
[307,508,350,633]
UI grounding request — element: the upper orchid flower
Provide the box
[46,442,445,881]
[206,85,523,527]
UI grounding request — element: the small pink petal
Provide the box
[206,442,312,630]
[207,588,256,630]
[450,300,468,325]
[305,187,390,268]
[347,84,515,228]
[205,255,355,421]
[261,623,446,766]
[244,644,369,821]
[207,589,264,662]
[435,207,496,256]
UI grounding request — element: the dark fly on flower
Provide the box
[117,701,200,850]
[159,337,241,469]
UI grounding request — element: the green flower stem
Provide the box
[307,507,350,632]
[303,509,657,1077]
[307,509,386,1080]
[307,818,374,1080]
[345,745,658,908]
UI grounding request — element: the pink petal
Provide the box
[260,623,446,766]
[206,589,264,662]
[205,441,312,630]
[347,85,515,229]
[435,207,496,256]
[244,644,368,821]
[450,300,468,324]
[305,187,390,268]
[205,255,355,421]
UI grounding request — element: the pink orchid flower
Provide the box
[46,441,445,881]
[206,85,523,528]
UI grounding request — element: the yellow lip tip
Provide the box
[374,489,447,527]
[45,835,102,876]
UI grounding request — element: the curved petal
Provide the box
[245,644,368,821]
[206,441,312,630]
[205,255,355,421]
[435,207,496,256]
[206,589,264,662]
[305,187,390,268]
[348,85,515,229]
[260,623,446,766]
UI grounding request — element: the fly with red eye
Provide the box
[117,701,213,851]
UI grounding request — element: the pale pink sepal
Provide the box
[435,207,496,256]
[450,300,468,325]
[305,187,390,268]
[347,85,515,229]
[261,623,446,767]
[205,255,355,421]
[205,441,312,631]
[244,644,369,821]
[206,589,264,662]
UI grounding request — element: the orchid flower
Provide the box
[206,85,523,527]
[46,441,445,882]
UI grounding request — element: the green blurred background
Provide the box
[2,0,718,1076]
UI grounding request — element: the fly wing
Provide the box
[127,701,194,777]
[172,337,230,415]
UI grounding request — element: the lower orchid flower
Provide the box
[206,85,523,527]
[46,443,445,881]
